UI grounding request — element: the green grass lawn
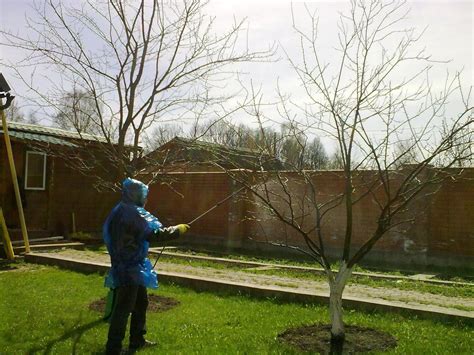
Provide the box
[2,264,471,354]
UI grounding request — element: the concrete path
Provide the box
[24,249,474,322]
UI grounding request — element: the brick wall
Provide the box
[147,172,233,238]
[428,169,474,258]
[3,137,472,269]
[146,169,474,269]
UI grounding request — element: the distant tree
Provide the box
[279,123,305,168]
[144,123,185,152]
[4,100,24,122]
[328,148,345,170]
[304,136,328,170]
[191,118,329,169]
[3,100,41,125]
[53,89,99,134]
[279,123,329,169]
[24,111,40,125]
[192,119,252,148]
[391,138,419,169]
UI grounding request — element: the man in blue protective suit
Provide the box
[104,178,190,355]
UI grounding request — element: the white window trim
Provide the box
[25,151,47,191]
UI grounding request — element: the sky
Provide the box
[209,0,473,114]
[0,0,472,150]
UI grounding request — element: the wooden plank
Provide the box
[0,236,64,246]
[0,98,30,252]
[0,207,15,259]
[13,242,84,253]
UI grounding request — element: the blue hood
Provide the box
[122,178,148,207]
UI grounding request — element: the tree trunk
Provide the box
[328,262,352,354]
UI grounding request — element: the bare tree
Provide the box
[1,0,273,186]
[279,123,329,169]
[53,88,99,134]
[327,147,345,170]
[279,122,306,168]
[304,136,328,170]
[3,99,41,125]
[143,122,186,152]
[391,138,419,168]
[218,0,473,351]
[191,119,258,149]
[4,99,24,122]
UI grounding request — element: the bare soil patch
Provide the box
[89,294,180,313]
[278,324,397,354]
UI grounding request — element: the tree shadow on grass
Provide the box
[27,317,105,355]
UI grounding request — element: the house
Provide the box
[143,136,287,173]
[0,121,118,240]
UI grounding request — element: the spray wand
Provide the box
[152,186,246,267]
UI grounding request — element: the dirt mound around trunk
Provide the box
[278,323,397,354]
[89,294,180,313]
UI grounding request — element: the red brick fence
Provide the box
[146,169,474,270]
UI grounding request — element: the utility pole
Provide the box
[0,73,30,253]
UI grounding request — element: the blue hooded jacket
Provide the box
[103,178,162,289]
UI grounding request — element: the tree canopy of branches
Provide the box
[1,0,273,186]
[216,0,473,351]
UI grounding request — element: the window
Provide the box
[25,151,47,190]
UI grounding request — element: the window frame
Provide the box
[24,151,47,191]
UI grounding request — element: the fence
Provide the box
[147,168,474,270]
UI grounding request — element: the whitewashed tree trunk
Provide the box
[329,284,344,339]
[328,262,353,344]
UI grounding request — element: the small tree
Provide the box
[1,0,272,185]
[219,0,472,351]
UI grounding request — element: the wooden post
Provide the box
[0,98,30,253]
[0,207,15,260]
[72,212,76,235]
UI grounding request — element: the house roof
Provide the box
[146,136,286,171]
[0,121,109,147]
[4,130,78,147]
